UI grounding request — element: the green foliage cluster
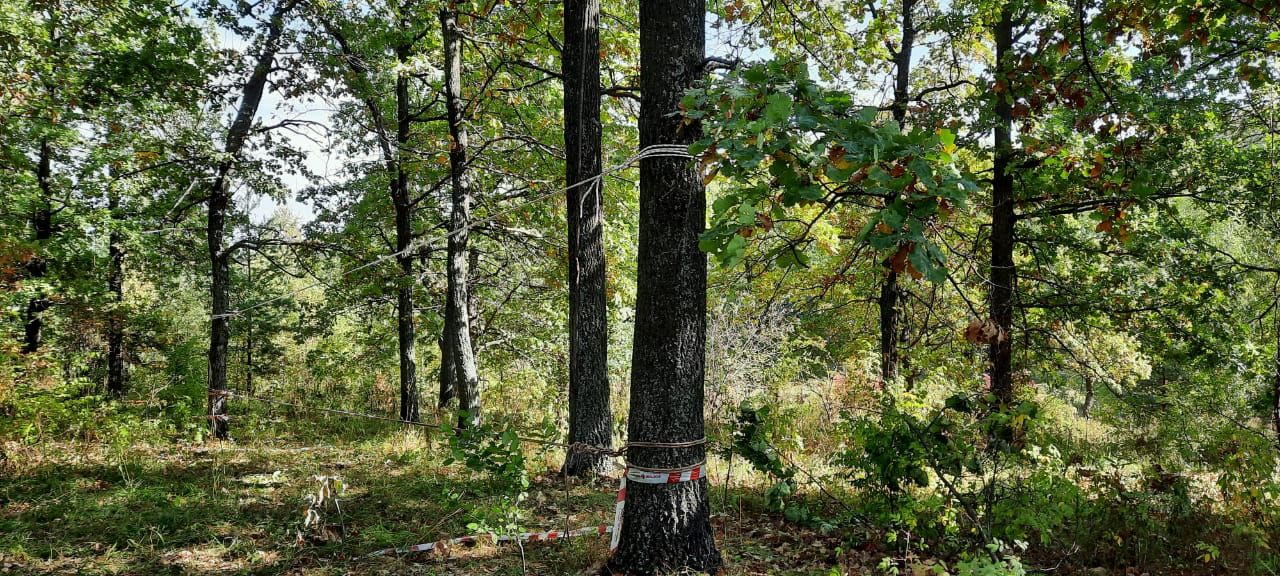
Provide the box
[687,59,975,280]
[1,0,1280,573]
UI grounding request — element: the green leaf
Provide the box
[938,128,955,149]
[880,201,906,231]
[765,92,792,124]
[742,65,768,83]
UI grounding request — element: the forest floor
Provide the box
[0,416,874,576]
[0,415,1249,575]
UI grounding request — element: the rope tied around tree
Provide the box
[562,437,707,459]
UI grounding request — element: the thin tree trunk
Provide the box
[467,248,480,344]
[321,18,420,422]
[563,0,612,477]
[604,0,721,571]
[244,257,253,396]
[879,0,916,384]
[1080,378,1094,418]
[107,179,126,397]
[1273,288,1279,448]
[441,6,481,427]
[208,188,232,439]
[24,9,58,355]
[879,270,900,383]
[206,0,296,439]
[23,139,53,354]
[989,5,1016,407]
[394,44,420,423]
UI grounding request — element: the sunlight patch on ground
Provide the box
[162,543,245,573]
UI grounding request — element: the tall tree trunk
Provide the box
[24,8,58,355]
[440,6,481,427]
[320,18,419,421]
[106,180,126,396]
[879,0,915,384]
[394,45,420,423]
[989,6,1016,407]
[244,257,254,395]
[1273,289,1279,448]
[206,0,295,439]
[23,139,53,354]
[878,271,900,383]
[605,0,721,571]
[563,0,613,477]
[208,188,232,439]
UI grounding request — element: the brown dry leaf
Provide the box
[757,212,774,232]
[827,145,852,170]
[963,319,985,344]
[938,199,953,221]
[889,245,911,273]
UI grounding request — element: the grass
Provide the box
[0,412,862,576]
[3,404,1275,575]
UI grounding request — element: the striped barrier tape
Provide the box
[625,462,705,485]
[610,461,706,551]
[610,477,626,551]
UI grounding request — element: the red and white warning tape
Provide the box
[625,462,705,485]
[369,460,707,558]
[610,461,706,551]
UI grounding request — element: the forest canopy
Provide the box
[1,0,1279,574]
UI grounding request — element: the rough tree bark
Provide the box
[440,6,481,427]
[562,0,613,477]
[989,6,1016,407]
[438,324,457,407]
[22,139,53,354]
[604,0,721,571]
[207,0,296,439]
[879,0,916,384]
